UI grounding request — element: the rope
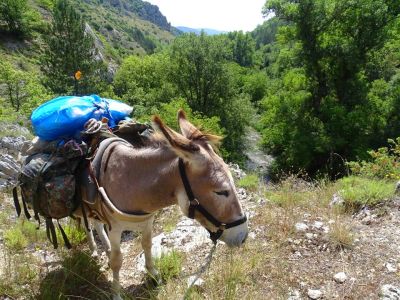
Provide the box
[182,242,217,300]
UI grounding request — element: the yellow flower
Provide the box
[74,70,82,80]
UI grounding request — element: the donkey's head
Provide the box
[153,110,248,247]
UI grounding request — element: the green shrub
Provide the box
[155,250,183,282]
[3,219,47,251]
[4,227,28,251]
[56,221,86,245]
[348,137,400,180]
[337,176,394,209]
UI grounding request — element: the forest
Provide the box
[1,0,400,177]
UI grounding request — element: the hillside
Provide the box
[0,0,177,65]
[71,0,176,59]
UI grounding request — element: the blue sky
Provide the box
[146,0,267,32]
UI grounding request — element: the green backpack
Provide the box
[14,140,87,249]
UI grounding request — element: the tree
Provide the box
[168,33,232,115]
[261,0,400,176]
[113,53,175,114]
[41,0,106,95]
[0,60,50,112]
[0,0,27,35]
[0,61,29,111]
[227,31,256,67]
[168,33,254,161]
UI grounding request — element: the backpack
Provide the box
[13,140,87,249]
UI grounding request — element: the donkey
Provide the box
[77,110,248,300]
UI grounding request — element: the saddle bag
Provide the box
[13,140,87,249]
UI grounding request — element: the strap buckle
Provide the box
[190,198,199,206]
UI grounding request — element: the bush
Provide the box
[337,176,394,210]
[4,220,46,251]
[4,227,28,251]
[56,221,86,245]
[155,250,183,282]
[348,137,400,180]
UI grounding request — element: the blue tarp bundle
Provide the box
[31,95,133,141]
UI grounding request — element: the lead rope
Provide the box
[182,242,217,300]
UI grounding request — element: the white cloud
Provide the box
[145,0,266,32]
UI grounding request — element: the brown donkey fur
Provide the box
[79,110,248,300]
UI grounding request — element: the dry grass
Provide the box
[328,219,355,250]
[1,174,398,299]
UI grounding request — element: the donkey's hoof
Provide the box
[147,268,161,285]
[90,250,99,259]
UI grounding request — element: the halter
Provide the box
[178,158,247,243]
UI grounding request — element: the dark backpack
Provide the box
[13,140,87,249]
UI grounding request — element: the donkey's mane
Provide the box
[148,125,223,152]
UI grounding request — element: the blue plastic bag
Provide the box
[31,95,133,141]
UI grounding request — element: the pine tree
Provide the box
[41,0,105,95]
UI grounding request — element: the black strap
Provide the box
[178,158,196,201]
[208,229,224,243]
[20,191,31,220]
[194,203,225,228]
[178,158,247,241]
[45,218,58,249]
[80,195,90,232]
[57,220,72,249]
[12,187,21,217]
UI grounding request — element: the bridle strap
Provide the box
[178,158,247,242]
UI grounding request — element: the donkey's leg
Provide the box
[83,219,99,258]
[141,216,158,278]
[93,220,111,258]
[109,227,123,300]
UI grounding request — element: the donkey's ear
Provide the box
[178,109,223,148]
[178,109,203,140]
[153,116,200,155]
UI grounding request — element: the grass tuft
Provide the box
[337,176,394,210]
[237,173,260,192]
[155,250,183,282]
[4,227,28,251]
[328,220,354,250]
[4,219,47,251]
[56,221,87,245]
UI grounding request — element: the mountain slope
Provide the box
[176,26,226,35]
[70,0,176,60]
[0,0,177,67]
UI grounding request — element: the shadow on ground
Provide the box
[36,249,160,300]
[36,250,112,300]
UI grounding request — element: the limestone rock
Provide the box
[380,284,400,299]
[307,289,322,299]
[288,288,302,300]
[330,193,344,207]
[333,272,347,283]
[0,154,21,189]
[385,263,398,273]
[295,222,309,232]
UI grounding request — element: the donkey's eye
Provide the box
[215,190,229,197]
